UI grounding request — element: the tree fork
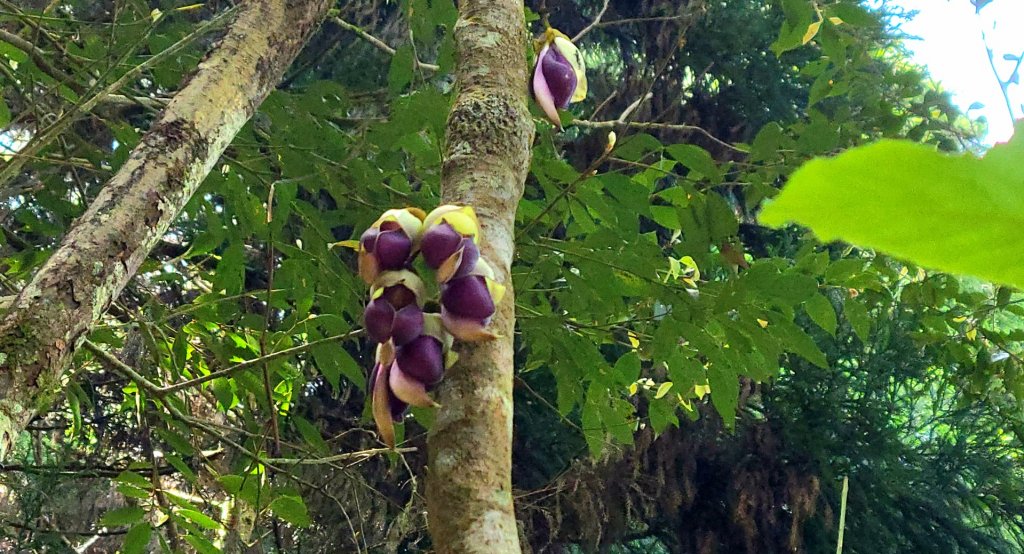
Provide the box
[426,0,534,552]
[0,0,332,461]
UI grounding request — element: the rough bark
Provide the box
[426,0,535,552]
[0,0,331,461]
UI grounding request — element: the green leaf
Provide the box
[115,470,153,490]
[762,129,1024,290]
[311,342,364,391]
[648,396,679,434]
[183,533,220,554]
[388,45,416,94]
[269,495,311,527]
[0,99,10,128]
[844,297,871,343]
[666,144,722,184]
[122,523,152,554]
[612,352,642,385]
[165,454,197,483]
[650,205,682,230]
[830,4,876,26]
[176,508,222,530]
[581,397,604,458]
[805,292,837,336]
[707,360,739,429]
[212,241,245,295]
[292,415,329,454]
[769,318,829,368]
[155,428,196,456]
[100,506,146,527]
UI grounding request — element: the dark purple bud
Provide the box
[360,227,379,252]
[396,335,445,385]
[542,46,577,109]
[391,304,424,346]
[441,275,496,320]
[421,222,463,268]
[375,229,412,270]
[364,297,396,344]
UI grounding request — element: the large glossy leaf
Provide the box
[761,127,1024,290]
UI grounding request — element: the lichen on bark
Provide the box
[426,0,534,552]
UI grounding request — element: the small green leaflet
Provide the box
[805,292,837,336]
[121,523,152,554]
[270,495,311,527]
[761,126,1024,291]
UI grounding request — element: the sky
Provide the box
[891,0,1023,145]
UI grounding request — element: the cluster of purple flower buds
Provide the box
[531,27,587,129]
[357,205,506,446]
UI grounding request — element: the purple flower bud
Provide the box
[360,227,379,251]
[541,46,577,110]
[421,223,464,268]
[391,305,424,346]
[396,335,445,386]
[441,275,496,320]
[371,362,396,447]
[364,296,423,345]
[389,362,439,408]
[364,297,395,344]
[380,282,418,309]
[440,308,496,342]
[374,229,413,270]
[531,32,587,129]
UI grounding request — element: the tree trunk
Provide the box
[0,0,331,461]
[426,1,534,552]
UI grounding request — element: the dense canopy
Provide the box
[0,0,1021,553]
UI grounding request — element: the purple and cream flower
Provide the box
[358,208,426,284]
[531,28,588,129]
[420,205,481,283]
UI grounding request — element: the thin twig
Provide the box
[572,0,611,43]
[0,6,237,191]
[573,119,743,152]
[0,519,128,537]
[333,17,439,71]
[595,15,689,27]
[85,331,363,395]
[265,447,416,465]
[0,28,84,94]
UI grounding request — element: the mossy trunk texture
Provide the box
[0,0,331,461]
[426,0,535,552]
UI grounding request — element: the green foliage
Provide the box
[0,0,1019,551]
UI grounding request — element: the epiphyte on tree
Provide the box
[531,28,587,129]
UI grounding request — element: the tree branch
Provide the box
[572,0,611,43]
[0,0,333,462]
[573,118,742,152]
[332,17,440,72]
